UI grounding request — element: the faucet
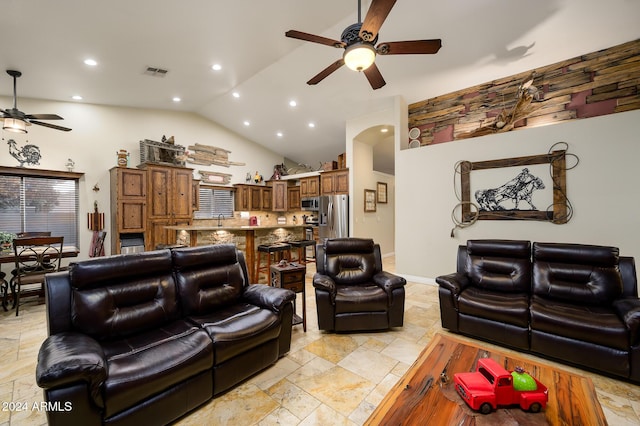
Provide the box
[217,214,223,227]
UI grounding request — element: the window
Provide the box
[0,167,82,248]
[194,186,234,219]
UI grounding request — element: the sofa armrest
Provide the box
[243,284,295,313]
[373,271,406,293]
[613,298,640,346]
[36,332,107,407]
[435,272,470,296]
[313,273,336,294]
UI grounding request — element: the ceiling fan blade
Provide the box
[363,63,386,90]
[359,0,397,42]
[307,59,345,85]
[25,113,64,120]
[30,120,72,132]
[376,39,442,55]
[285,30,345,48]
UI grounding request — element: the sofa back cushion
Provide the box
[69,250,179,340]
[533,242,623,305]
[465,240,532,293]
[323,238,379,285]
[172,244,247,316]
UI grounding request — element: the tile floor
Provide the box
[1,257,639,425]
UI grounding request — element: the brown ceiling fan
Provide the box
[285,0,442,90]
[2,70,71,133]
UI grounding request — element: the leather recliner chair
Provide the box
[313,238,406,332]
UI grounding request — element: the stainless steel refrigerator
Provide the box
[319,195,349,240]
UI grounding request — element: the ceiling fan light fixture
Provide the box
[3,118,27,133]
[343,43,376,72]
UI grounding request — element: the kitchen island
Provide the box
[165,224,307,282]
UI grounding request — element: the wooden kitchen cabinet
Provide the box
[234,184,271,211]
[299,176,320,197]
[110,167,147,254]
[288,186,301,210]
[320,169,349,195]
[192,180,200,211]
[140,164,193,250]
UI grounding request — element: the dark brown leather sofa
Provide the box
[35,244,295,426]
[437,240,640,383]
[313,238,406,332]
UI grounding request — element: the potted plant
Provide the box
[0,231,17,252]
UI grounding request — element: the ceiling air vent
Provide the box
[144,66,168,77]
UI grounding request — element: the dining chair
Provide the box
[12,236,64,316]
[16,231,52,238]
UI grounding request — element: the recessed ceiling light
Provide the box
[289,100,297,107]
[276,132,283,137]
[71,95,83,101]
[212,64,222,71]
[243,120,250,126]
[172,97,181,102]
[308,122,315,128]
[381,128,388,133]
[84,59,98,66]
[232,91,240,98]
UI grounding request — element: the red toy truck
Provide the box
[454,358,548,414]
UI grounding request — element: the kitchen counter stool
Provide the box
[289,240,316,265]
[256,243,291,284]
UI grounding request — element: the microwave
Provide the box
[301,196,319,211]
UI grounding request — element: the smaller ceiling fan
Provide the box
[2,69,71,133]
[286,0,442,90]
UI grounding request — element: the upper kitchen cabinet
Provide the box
[270,180,298,212]
[300,176,320,197]
[234,184,271,211]
[140,164,193,250]
[320,169,349,195]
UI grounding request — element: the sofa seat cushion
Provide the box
[458,287,529,327]
[100,320,213,418]
[530,296,628,350]
[189,303,281,365]
[335,285,387,314]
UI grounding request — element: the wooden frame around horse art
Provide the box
[460,150,567,223]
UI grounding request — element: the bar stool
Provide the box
[289,240,316,265]
[256,243,291,283]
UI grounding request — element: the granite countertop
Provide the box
[164,224,307,231]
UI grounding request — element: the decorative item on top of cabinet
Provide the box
[139,139,186,166]
[300,176,320,197]
[138,164,193,250]
[320,168,349,195]
[110,167,147,254]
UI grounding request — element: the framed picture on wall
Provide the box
[376,182,387,204]
[364,189,376,212]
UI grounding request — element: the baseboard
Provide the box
[396,274,437,286]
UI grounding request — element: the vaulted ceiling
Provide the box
[1,0,638,171]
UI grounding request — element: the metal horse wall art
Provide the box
[475,168,545,211]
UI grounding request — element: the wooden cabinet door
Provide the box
[307,177,319,196]
[119,168,146,198]
[334,170,349,194]
[119,200,146,232]
[147,218,172,250]
[234,185,250,211]
[192,180,200,211]
[300,178,309,197]
[173,168,193,218]
[148,166,171,218]
[262,187,272,210]
[288,187,300,210]
[320,173,334,195]
[271,181,287,211]
[250,186,263,210]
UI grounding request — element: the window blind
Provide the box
[0,174,80,247]
[194,187,234,219]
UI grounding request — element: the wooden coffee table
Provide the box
[366,333,607,425]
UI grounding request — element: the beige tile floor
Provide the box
[1,257,639,425]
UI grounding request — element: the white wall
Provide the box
[395,109,640,282]
[0,97,283,260]
[346,104,397,255]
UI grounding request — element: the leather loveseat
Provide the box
[35,244,295,426]
[437,239,640,383]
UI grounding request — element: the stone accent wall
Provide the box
[407,39,640,147]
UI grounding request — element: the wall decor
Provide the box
[377,182,388,204]
[453,145,576,232]
[139,139,186,166]
[364,189,376,212]
[7,139,41,167]
[408,39,640,147]
[187,143,246,167]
